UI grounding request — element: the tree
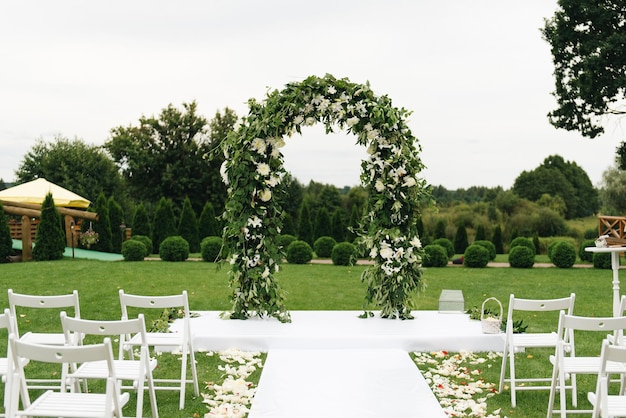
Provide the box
[297,202,314,246]
[599,166,626,214]
[345,205,359,243]
[512,155,599,218]
[198,202,220,240]
[0,202,13,262]
[454,224,469,254]
[475,224,486,241]
[542,0,626,139]
[132,203,152,238]
[107,196,125,253]
[314,207,331,240]
[16,136,124,203]
[178,197,200,252]
[434,219,447,239]
[91,192,112,253]
[32,193,65,261]
[105,102,232,213]
[492,225,504,254]
[330,208,346,242]
[152,197,177,253]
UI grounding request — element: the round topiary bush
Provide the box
[472,240,496,261]
[159,236,189,262]
[551,241,577,268]
[276,234,297,250]
[510,236,536,256]
[314,236,337,258]
[508,245,535,268]
[432,238,454,259]
[593,252,612,269]
[578,239,596,263]
[547,240,559,262]
[286,240,313,264]
[423,244,448,267]
[331,242,358,266]
[122,239,146,261]
[201,236,223,262]
[463,244,489,268]
[130,235,153,258]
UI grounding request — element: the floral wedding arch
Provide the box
[220,74,431,322]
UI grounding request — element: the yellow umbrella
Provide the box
[0,178,91,208]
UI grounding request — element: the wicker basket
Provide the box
[481,297,503,334]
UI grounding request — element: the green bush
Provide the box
[508,245,535,268]
[510,236,536,256]
[551,241,577,268]
[122,240,146,261]
[314,236,337,258]
[159,236,189,262]
[472,240,496,261]
[463,244,489,268]
[331,242,357,266]
[201,236,223,262]
[276,234,297,250]
[578,239,596,263]
[286,240,313,264]
[593,252,612,269]
[33,193,65,261]
[130,235,153,258]
[0,202,13,262]
[432,238,454,259]
[423,244,448,267]
[547,240,559,262]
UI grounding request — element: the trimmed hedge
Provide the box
[432,238,454,259]
[510,236,536,256]
[472,240,496,261]
[122,240,146,261]
[286,240,313,264]
[201,236,223,262]
[314,236,337,258]
[159,236,189,262]
[331,242,357,266]
[551,241,577,268]
[508,245,535,268]
[593,252,612,269]
[276,234,297,250]
[423,244,448,267]
[578,239,595,263]
[464,244,489,268]
[130,235,153,258]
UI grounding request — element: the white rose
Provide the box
[251,138,266,154]
[347,116,359,127]
[403,176,417,188]
[256,163,270,176]
[375,179,385,192]
[379,247,394,260]
[293,115,304,125]
[220,161,229,185]
[259,189,272,202]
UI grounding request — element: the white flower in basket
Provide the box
[480,297,502,334]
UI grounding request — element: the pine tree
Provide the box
[297,202,314,246]
[108,196,125,253]
[475,224,487,241]
[132,204,152,238]
[178,197,200,252]
[92,192,112,253]
[198,202,219,239]
[492,225,504,254]
[0,202,14,262]
[434,219,447,239]
[454,224,469,254]
[282,213,296,236]
[152,197,177,253]
[330,208,346,242]
[314,207,331,240]
[346,205,360,243]
[32,193,65,261]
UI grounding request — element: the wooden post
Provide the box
[64,216,77,247]
[21,216,32,261]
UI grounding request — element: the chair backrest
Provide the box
[557,312,626,355]
[119,290,191,331]
[508,293,575,314]
[0,308,16,336]
[8,289,80,335]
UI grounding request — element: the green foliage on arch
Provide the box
[220,74,431,321]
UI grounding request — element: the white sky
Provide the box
[0,1,623,190]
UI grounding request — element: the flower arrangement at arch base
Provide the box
[220,74,431,322]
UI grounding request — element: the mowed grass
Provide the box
[0,258,620,417]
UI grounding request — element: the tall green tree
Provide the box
[105,102,233,213]
[132,203,152,238]
[107,197,125,253]
[330,208,346,242]
[599,166,626,215]
[434,219,447,239]
[297,202,314,246]
[198,202,220,239]
[32,193,65,261]
[346,205,359,243]
[454,224,469,254]
[152,197,177,253]
[474,224,486,241]
[314,207,332,240]
[91,193,112,253]
[16,136,124,202]
[542,0,626,139]
[0,202,13,262]
[178,197,200,252]
[492,225,504,254]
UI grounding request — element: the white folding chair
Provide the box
[8,289,82,390]
[0,308,28,417]
[588,339,626,418]
[7,335,129,417]
[498,293,575,407]
[119,290,199,409]
[547,312,626,418]
[61,312,159,418]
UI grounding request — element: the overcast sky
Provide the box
[1,1,623,190]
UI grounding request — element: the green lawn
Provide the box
[0,258,620,417]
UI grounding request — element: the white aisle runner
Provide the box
[248,349,446,418]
